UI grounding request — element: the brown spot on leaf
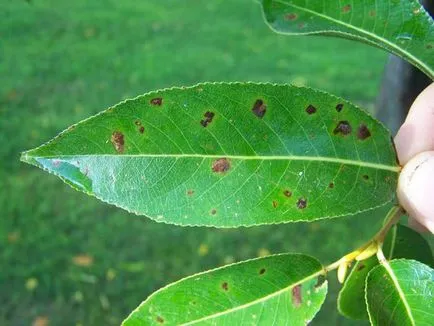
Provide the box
[272,200,278,208]
[336,103,344,112]
[285,13,298,20]
[135,120,142,126]
[296,198,307,209]
[342,4,351,13]
[369,10,376,17]
[252,99,267,118]
[200,111,215,127]
[357,264,366,271]
[357,124,371,140]
[426,44,433,50]
[306,104,317,115]
[187,189,194,196]
[292,284,302,307]
[362,174,369,181]
[259,268,266,275]
[283,190,292,198]
[210,209,217,215]
[333,121,352,136]
[212,158,231,173]
[329,182,334,189]
[139,126,145,134]
[111,131,125,153]
[221,282,229,291]
[314,275,326,288]
[156,316,165,324]
[150,97,163,106]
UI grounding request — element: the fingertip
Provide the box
[397,151,434,234]
[394,83,434,165]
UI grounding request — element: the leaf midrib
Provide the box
[381,261,415,325]
[273,0,433,78]
[25,153,401,172]
[182,268,325,325]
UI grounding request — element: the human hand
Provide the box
[395,83,434,233]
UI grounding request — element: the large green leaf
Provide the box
[366,259,434,325]
[21,83,399,227]
[122,254,328,325]
[338,224,434,320]
[261,0,434,79]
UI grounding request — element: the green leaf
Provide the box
[122,253,328,325]
[261,0,434,79]
[366,259,434,325]
[338,224,434,320]
[21,83,399,227]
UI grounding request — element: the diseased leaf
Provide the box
[122,254,328,325]
[262,0,434,79]
[338,224,434,320]
[366,259,434,325]
[21,83,399,227]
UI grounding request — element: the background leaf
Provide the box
[337,224,434,320]
[122,254,327,325]
[261,0,434,79]
[21,83,399,227]
[366,259,434,325]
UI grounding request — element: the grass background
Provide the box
[0,0,398,325]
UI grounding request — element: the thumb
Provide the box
[398,151,434,233]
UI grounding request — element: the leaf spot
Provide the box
[357,124,371,140]
[150,97,163,106]
[369,10,376,17]
[292,284,302,307]
[329,182,334,189]
[252,99,267,118]
[362,174,369,181]
[212,158,231,173]
[342,4,351,13]
[111,131,125,153]
[187,189,194,196]
[210,209,217,215]
[200,111,215,127]
[426,44,433,50]
[283,190,292,198]
[221,282,229,291]
[333,121,352,136]
[272,200,278,208]
[134,120,142,126]
[296,198,307,209]
[139,126,145,134]
[285,13,298,21]
[335,103,344,112]
[156,316,165,324]
[259,268,266,275]
[357,264,366,271]
[305,104,317,115]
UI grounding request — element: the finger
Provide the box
[397,151,434,233]
[408,217,430,233]
[394,83,434,165]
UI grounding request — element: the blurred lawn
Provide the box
[0,0,392,325]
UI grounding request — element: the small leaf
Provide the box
[366,259,434,325]
[21,83,399,227]
[122,254,328,325]
[337,256,378,320]
[338,224,433,320]
[262,0,434,79]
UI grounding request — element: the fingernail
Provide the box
[398,151,434,233]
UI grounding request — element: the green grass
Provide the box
[0,0,391,325]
